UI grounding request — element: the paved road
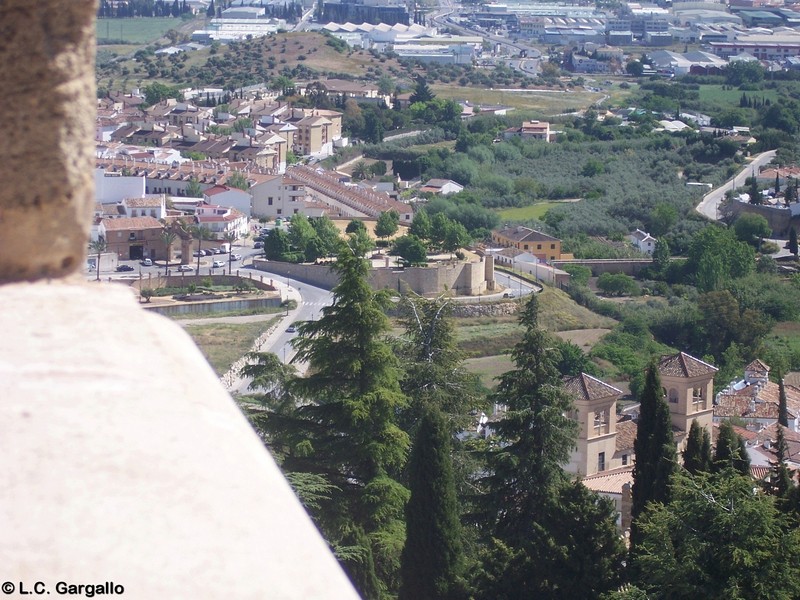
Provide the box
[695,150,776,220]
[228,273,334,395]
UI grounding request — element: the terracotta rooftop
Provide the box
[495,225,560,244]
[101,216,163,230]
[563,373,622,403]
[582,466,633,495]
[658,352,717,378]
[615,419,637,453]
[745,358,770,374]
[123,196,163,207]
[288,165,411,219]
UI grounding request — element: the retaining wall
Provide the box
[251,256,493,297]
[553,259,653,276]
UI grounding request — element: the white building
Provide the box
[203,184,253,218]
[251,175,326,220]
[629,229,656,254]
[195,203,249,239]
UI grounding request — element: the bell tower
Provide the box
[658,352,717,435]
[564,373,623,476]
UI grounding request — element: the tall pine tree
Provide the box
[481,294,578,540]
[473,295,624,599]
[631,362,676,535]
[682,419,712,475]
[399,406,465,600]
[270,234,410,599]
[397,295,480,433]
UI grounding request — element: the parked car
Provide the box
[193,250,206,257]
[253,241,264,249]
[141,258,153,267]
[177,264,195,272]
[116,265,134,272]
[210,248,222,254]
[212,260,225,268]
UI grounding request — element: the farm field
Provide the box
[96,17,190,44]
[431,84,604,114]
[697,84,780,107]
[497,202,560,222]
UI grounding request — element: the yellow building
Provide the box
[491,225,563,262]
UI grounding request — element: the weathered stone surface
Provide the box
[450,301,520,318]
[0,1,96,282]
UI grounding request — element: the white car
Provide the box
[212,260,225,268]
[230,253,242,261]
[177,264,195,272]
[141,258,153,267]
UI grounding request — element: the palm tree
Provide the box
[160,228,177,275]
[224,230,238,270]
[189,224,212,274]
[89,238,107,282]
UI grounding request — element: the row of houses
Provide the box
[98,95,345,167]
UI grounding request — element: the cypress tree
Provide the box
[767,425,793,501]
[682,419,712,475]
[780,378,789,427]
[714,421,750,476]
[399,407,464,600]
[631,363,676,530]
[749,172,761,205]
[397,296,479,433]
[788,226,798,258]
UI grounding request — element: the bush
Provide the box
[597,273,639,297]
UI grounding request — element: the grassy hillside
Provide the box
[97,30,411,90]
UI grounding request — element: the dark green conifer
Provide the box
[683,419,712,475]
[399,407,464,600]
[631,362,676,542]
[714,420,750,476]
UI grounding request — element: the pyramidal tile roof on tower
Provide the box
[563,373,623,402]
[658,352,718,378]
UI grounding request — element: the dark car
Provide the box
[254,241,264,249]
[116,265,134,272]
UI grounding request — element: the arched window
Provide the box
[668,388,679,404]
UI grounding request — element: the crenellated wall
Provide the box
[251,256,493,296]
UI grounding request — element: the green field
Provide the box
[432,85,604,115]
[497,202,560,222]
[96,17,189,44]
[183,318,280,376]
[697,85,780,107]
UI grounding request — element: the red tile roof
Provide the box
[101,216,163,230]
[582,466,633,495]
[615,419,637,453]
[658,352,717,378]
[563,373,622,402]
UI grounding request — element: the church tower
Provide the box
[564,373,623,476]
[658,352,717,435]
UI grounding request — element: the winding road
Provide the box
[695,150,776,221]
